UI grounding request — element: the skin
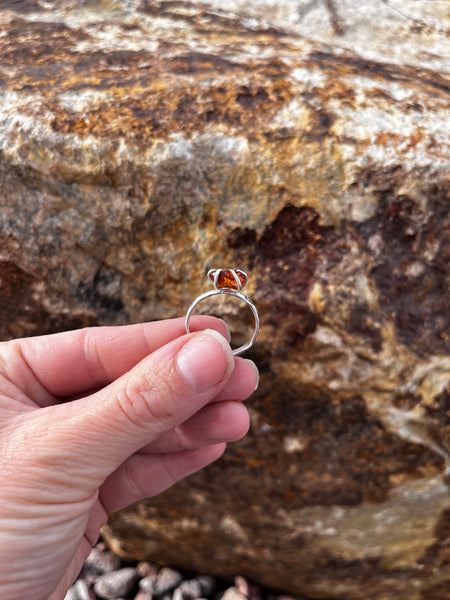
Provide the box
[0,316,258,600]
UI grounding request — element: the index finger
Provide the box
[7,316,228,401]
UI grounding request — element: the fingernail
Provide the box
[177,329,234,393]
[223,320,231,343]
[246,359,260,391]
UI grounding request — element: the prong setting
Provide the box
[186,268,258,356]
[207,268,248,291]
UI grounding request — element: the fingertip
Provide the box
[225,401,251,440]
[245,359,259,391]
[197,442,228,466]
[176,329,234,393]
[212,357,259,403]
[203,400,250,443]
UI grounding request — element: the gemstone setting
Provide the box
[208,268,247,291]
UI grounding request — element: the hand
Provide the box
[0,317,258,600]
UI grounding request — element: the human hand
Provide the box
[0,317,258,600]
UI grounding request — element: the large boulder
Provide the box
[0,2,449,599]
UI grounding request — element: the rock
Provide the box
[173,588,186,600]
[73,580,95,600]
[196,576,216,597]
[220,587,247,600]
[139,574,158,594]
[82,546,122,577]
[134,593,154,600]
[152,568,184,596]
[173,579,203,600]
[93,568,138,599]
[0,2,449,600]
[64,587,79,600]
[234,576,261,600]
[136,562,158,579]
[65,580,95,600]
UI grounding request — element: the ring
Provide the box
[185,268,259,356]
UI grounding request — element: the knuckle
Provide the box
[123,459,147,501]
[81,327,109,386]
[159,453,180,486]
[117,367,179,428]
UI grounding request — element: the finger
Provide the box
[5,316,228,404]
[130,357,257,454]
[99,444,226,513]
[15,330,235,491]
[139,400,250,453]
[68,355,258,407]
[211,358,259,403]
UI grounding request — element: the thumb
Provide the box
[15,329,234,489]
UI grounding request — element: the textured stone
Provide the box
[221,587,247,600]
[0,2,449,600]
[196,575,216,597]
[93,568,138,599]
[65,579,96,600]
[173,579,203,600]
[153,568,183,596]
[136,562,158,579]
[82,545,121,577]
[134,592,153,600]
[234,575,261,600]
[72,580,95,600]
[134,593,153,600]
[139,574,157,594]
[64,587,79,600]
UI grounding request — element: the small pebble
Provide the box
[94,567,138,599]
[139,574,157,593]
[153,567,183,596]
[73,579,94,600]
[235,576,249,596]
[64,587,79,600]
[64,580,96,600]
[134,592,153,600]
[173,579,202,600]
[136,561,159,578]
[221,586,248,600]
[178,579,203,600]
[235,575,262,600]
[197,575,216,596]
[83,546,121,577]
[172,589,183,600]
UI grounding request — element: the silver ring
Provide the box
[185,269,259,356]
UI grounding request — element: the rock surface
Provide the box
[0,2,449,600]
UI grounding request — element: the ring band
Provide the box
[185,269,259,356]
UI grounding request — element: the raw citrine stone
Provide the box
[208,268,247,290]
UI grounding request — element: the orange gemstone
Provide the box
[209,269,247,290]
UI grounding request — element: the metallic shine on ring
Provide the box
[185,268,259,356]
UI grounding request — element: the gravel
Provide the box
[65,540,310,600]
[94,568,139,599]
